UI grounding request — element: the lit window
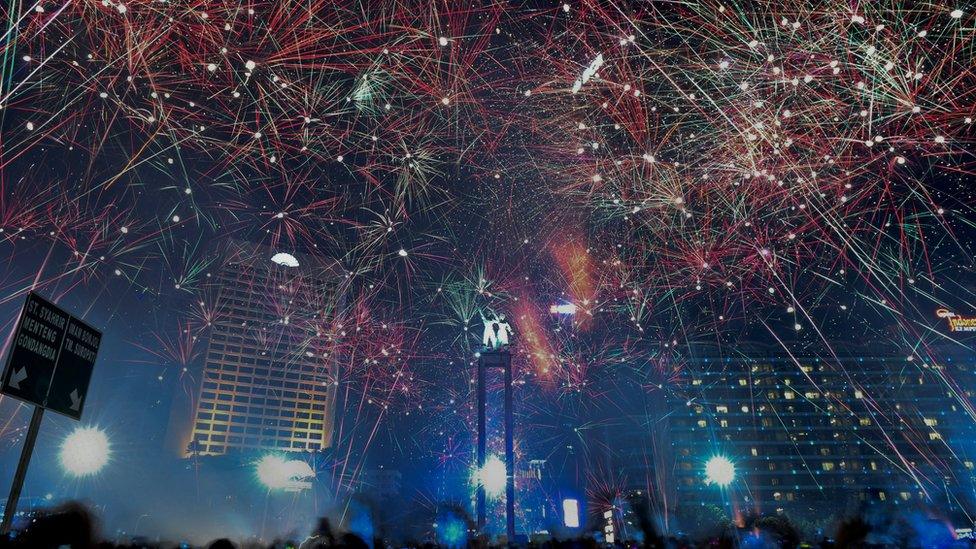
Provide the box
[854,390,863,399]
[966,461,974,470]
[900,492,910,501]
[751,448,758,457]
[697,420,707,428]
[720,420,728,428]
[923,418,937,427]
[784,391,795,400]
[929,432,942,441]
[741,405,749,413]
[805,392,819,399]
[716,405,728,413]
[738,379,748,386]
[859,418,871,426]
[822,462,835,471]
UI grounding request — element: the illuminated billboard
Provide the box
[937,308,976,332]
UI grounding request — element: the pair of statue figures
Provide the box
[480,310,513,350]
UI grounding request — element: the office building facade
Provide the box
[668,344,976,519]
[186,242,344,456]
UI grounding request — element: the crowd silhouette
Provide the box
[0,501,973,549]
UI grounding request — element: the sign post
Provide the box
[0,293,101,535]
[2,407,44,535]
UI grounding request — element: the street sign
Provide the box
[1,293,70,408]
[0,292,103,535]
[0,293,103,534]
[0,292,101,420]
[46,316,101,419]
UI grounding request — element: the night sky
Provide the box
[0,0,975,541]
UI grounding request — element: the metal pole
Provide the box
[503,351,515,543]
[1,406,44,535]
[476,354,486,531]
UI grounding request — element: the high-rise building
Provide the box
[667,343,976,519]
[183,242,344,456]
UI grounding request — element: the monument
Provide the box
[480,310,513,350]
[476,309,515,541]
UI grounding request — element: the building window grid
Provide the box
[669,359,974,502]
[188,261,337,456]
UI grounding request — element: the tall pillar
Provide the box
[477,355,487,530]
[504,354,515,542]
[476,350,515,542]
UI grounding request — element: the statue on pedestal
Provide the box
[480,310,513,351]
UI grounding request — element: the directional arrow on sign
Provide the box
[68,389,82,412]
[1,293,101,420]
[8,367,27,390]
